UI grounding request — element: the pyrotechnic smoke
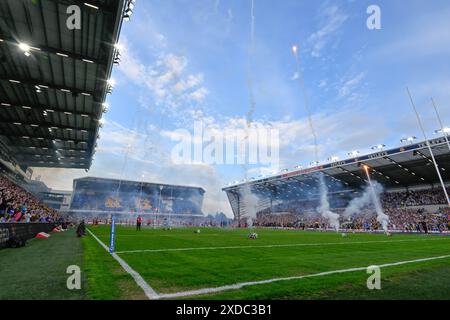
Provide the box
[362,167,390,232]
[371,186,389,233]
[241,185,260,228]
[343,182,383,217]
[317,173,340,231]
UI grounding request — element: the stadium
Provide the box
[223,135,450,232]
[69,176,205,221]
[1,0,450,307]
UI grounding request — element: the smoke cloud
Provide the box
[317,173,340,231]
[241,185,260,228]
[343,180,390,232]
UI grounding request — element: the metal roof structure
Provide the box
[0,0,128,171]
[223,136,450,219]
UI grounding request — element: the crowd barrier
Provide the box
[0,223,55,249]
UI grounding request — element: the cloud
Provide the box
[318,79,328,88]
[338,72,365,99]
[189,87,209,102]
[307,5,348,57]
[118,39,209,115]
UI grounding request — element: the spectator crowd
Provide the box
[0,175,62,224]
[252,188,450,233]
[1,171,449,233]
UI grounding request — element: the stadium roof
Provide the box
[74,176,206,194]
[0,0,127,170]
[224,135,450,195]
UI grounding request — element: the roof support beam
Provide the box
[9,144,91,153]
[0,120,96,133]
[383,156,432,185]
[336,166,367,186]
[0,131,89,144]
[321,171,350,187]
[0,37,107,65]
[0,101,99,118]
[49,0,118,14]
[360,162,404,187]
[0,76,97,97]
[16,161,89,169]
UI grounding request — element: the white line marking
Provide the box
[87,228,159,300]
[87,229,450,300]
[116,237,450,254]
[157,254,450,299]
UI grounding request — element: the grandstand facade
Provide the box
[70,177,205,217]
[223,136,450,227]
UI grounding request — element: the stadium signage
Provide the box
[282,167,321,178]
[368,152,388,159]
[330,161,347,167]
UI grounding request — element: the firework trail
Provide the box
[246,0,256,127]
[291,45,339,231]
[292,45,319,163]
[239,0,256,163]
[239,0,258,228]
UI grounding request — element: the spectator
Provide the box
[0,175,62,224]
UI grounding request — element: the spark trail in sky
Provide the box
[292,44,339,230]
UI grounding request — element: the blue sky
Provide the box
[35,0,450,216]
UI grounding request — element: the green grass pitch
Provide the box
[1,226,450,300]
[87,226,450,300]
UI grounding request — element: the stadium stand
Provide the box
[253,188,450,232]
[68,177,205,218]
[0,174,62,223]
[225,136,450,233]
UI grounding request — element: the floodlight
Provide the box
[371,144,386,150]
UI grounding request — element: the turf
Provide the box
[2,226,449,300]
[0,229,144,300]
[82,231,146,300]
[0,230,86,300]
[87,226,450,300]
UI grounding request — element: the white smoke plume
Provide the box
[343,185,375,218]
[241,185,260,228]
[344,181,390,232]
[317,173,340,231]
[371,185,389,233]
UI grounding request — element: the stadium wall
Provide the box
[0,223,55,249]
